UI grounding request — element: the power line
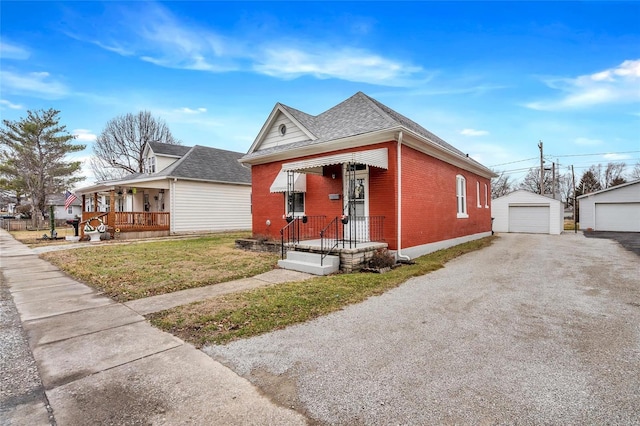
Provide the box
[489,157,537,167]
[492,150,640,169]
[547,150,640,158]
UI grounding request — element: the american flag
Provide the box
[64,191,77,210]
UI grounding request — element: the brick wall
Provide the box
[400,144,492,248]
[250,141,491,250]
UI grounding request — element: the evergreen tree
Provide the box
[576,170,602,196]
[575,170,602,222]
[0,109,85,219]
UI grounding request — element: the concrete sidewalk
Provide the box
[0,229,308,425]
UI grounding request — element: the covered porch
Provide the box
[78,182,171,239]
[273,148,390,273]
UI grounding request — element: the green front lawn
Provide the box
[41,232,278,301]
[149,236,496,346]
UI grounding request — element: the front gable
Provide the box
[247,104,317,154]
[142,142,191,174]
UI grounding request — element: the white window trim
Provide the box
[457,175,468,218]
[285,192,305,217]
[484,183,489,208]
[145,156,156,174]
[476,181,481,208]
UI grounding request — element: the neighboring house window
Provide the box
[476,181,481,208]
[285,193,305,217]
[456,175,468,218]
[67,206,73,214]
[484,183,489,208]
[145,156,156,173]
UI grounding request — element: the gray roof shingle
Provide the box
[243,92,475,163]
[156,145,251,184]
[148,142,192,157]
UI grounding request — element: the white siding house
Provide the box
[171,180,252,233]
[577,180,640,232]
[492,190,563,235]
[74,142,252,236]
[47,194,82,220]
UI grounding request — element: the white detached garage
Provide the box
[577,179,640,232]
[492,190,563,235]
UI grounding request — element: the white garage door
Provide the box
[595,203,640,232]
[509,205,550,234]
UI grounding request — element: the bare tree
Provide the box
[631,161,640,180]
[557,172,573,208]
[91,111,180,181]
[491,170,514,199]
[586,162,626,189]
[603,162,626,188]
[519,167,553,195]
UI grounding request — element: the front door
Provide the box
[343,164,369,242]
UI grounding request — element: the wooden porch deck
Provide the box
[81,212,170,236]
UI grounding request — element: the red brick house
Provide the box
[240,92,496,274]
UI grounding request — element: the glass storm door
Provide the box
[343,164,369,242]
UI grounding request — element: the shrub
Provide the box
[368,248,396,269]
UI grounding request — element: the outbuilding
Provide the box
[492,190,563,235]
[577,179,640,232]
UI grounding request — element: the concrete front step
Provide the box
[277,251,339,275]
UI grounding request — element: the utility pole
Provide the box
[552,162,556,200]
[572,165,576,233]
[538,140,544,195]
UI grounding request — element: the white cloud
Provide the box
[574,137,602,146]
[0,70,69,98]
[176,107,207,114]
[254,46,423,86]
[73,129,98,142]
[603,153,632,161]
[79,2,425,86]
[526,59,640,110]
[0,41,30,60]
[0,99,23,110]
[460,128,489,136]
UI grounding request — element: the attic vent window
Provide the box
[279,124,287,136]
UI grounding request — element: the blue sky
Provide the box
[1,1,639,186]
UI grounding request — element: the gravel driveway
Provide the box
[204,233,640,425]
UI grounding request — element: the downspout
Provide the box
[397,131,411,262]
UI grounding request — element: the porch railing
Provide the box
[320,217,342,265]
[320,215,385,264]
[280,215,327,259]
[81,211,170,234]
[112,212,170,231]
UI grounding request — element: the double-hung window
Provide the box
[456,175,468,218]
[145,156,156,174]
[285,192,305,217]
[484,183,489,208]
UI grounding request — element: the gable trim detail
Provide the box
[247,104,317,155]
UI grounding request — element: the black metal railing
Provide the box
[320,216,341,265]
[280,215,327,258]
[320,215,385,265]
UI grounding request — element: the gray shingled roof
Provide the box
[243,92,474,162]
[156,145,251,184]
[148,141,192,157]
[95,144,250,186]
[48,194,81,206]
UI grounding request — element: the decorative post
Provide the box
[49,205,56,238]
